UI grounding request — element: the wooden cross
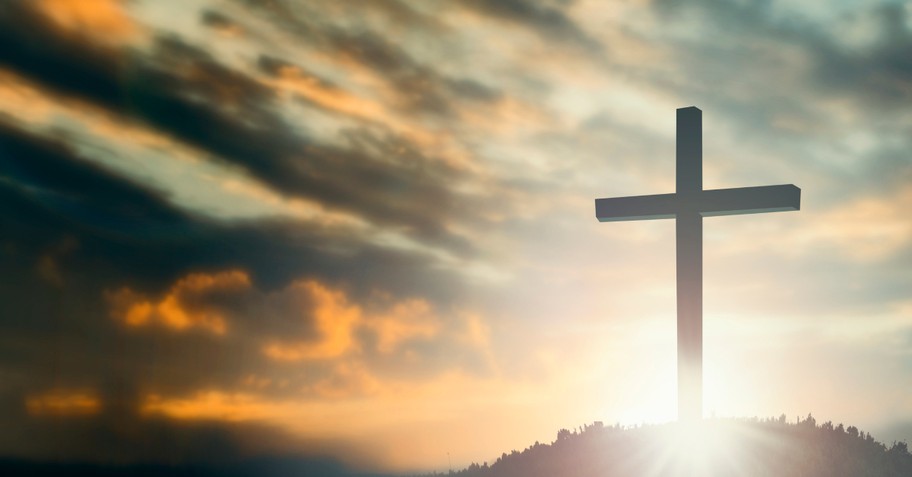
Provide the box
[594,106,801,421]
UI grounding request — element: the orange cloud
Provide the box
[0,69,373,226]
[368,298,440,354]
[458,312,491,348]
[310,361,382,399]
[263,280,362,361]
[25,389,101,417]
[106,270,251,335]
[240,374,273,390]
[135,368,568,471]
[105,270,466,357]
[714,186,912,262]
[142,391,279,422]
[803,188,912,261]
[263,281,442,361]
[34,0,142,45]
[264,60,482,173]
[270,64,388,123]
[34,237,80,286]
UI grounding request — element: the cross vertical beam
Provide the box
[677,107,703,422]
[677,212,702,422]
[677,107,702,196]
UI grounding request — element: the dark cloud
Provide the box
[461,0,602,53]
[812,3,912,107]
[324,28,501,112]
[321,0,445,32]
[650,0,912,109]
[632,0,912,210]
[0,115,473,299]
[0,117,497,467]
[246,3,503,113]
[201,9,239,31]
[0,120,469,361]
[0,375,367,468]
[0,1,486,259]
[0,2,125,110]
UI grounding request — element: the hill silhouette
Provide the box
[1,416,908,476]
[431,416,912,477]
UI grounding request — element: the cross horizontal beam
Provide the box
[594,192,677,222]
[697,184,801,217]
[595,184,800,222]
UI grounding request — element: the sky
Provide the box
[0,0,910,473]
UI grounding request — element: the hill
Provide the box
[1,416,908,476]
[434,416,912,477]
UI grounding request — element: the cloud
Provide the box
[106,270,251,335]
[0,106,478,300]
[263,284,442,361]
[311,361,383,399]
[369,298,440,354]
[786,186,912,263]
[105,270,455,366]
[257,55,388,121]
[0,115,492,429]
[352,31,500,110]
[133,368,567,470]
[5,383,364,465]
[25,389,101,417]
[0,121,196,253]
[142,390,277,422]
[0,0,578,287]
[33,236,79,286]
[0,255,495,467]
[0,2,478,252]
[32,0,143,45]
[648,0,912,113]
[262,280,363,361]
[200,9,244,37]
[461,0,603,53]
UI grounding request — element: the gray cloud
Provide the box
[648,0,912,113]
[461,0,603,53]
[633,0,912,210]
[201,9,239,32]
[0,115,499,467]
[0,119,483,393]
[243,2,503,114]
[0,2,494,260]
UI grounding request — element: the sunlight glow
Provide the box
[648,420,780,476]
[658,421,733,474]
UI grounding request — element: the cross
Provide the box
[594,106,800,422]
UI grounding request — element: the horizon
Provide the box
[0,0,910,473]
[0,416,907,476]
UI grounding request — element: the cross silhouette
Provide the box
[594,106,800,422]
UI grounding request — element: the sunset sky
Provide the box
[0,0,910,473]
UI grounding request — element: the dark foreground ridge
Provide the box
[1,416,909,476]
[429,416,912,477]
[0,456,385,477]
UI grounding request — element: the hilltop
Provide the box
[432,416,912,477]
